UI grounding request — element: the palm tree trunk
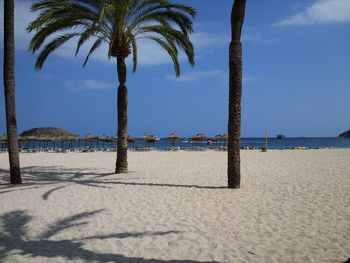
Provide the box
[228,0,246,189]
[115,57,128,173]
[3,0,21,184]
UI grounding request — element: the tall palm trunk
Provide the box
[228,0,246,189]
[3,0,21,184]
[115,57,128,173]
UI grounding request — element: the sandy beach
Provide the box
[0,149,349,263]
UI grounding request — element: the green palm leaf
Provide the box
[28,0,195,72]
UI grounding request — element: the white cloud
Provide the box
[191,32,229,48]
[276,0,350,26]
[65,80,113,91]
[53,39,112,65]
[84,79,113,90]
[166,71,256,86]
[166,70,226,82]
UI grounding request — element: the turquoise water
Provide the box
[8,137,350,150]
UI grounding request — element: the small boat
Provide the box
[276,134,286,139]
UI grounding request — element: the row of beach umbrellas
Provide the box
[0,133,228,149]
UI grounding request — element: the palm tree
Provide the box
[228,0,246,188]
[27,0,195,173]
[3,0,22,184]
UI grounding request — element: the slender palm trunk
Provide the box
[3,0,21,184]
[115,57,128,173]
[228,0,246,189]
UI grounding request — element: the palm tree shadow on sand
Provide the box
[0,167,226,201]
[0,209,221,263]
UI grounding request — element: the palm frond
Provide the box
[145,36,180,77]
[35,33,79,70]
[28,0,195,76]
[28,22,81,54]
[83,38,103,67]
[75,27,97,56]
[129,34,138,72]
[136,25,194,66]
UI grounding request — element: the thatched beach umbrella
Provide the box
[37,135,55,148]
[143,134,158,148]
[167,132,181,148]
[127,135,135,143]
[84,134,99,148]
[212,134,227,147]
[36,135,47,148]
[191,133,206,147]
[65,135,79,149]
[38,135,52,148]
[18,135,26,148]
[221,133,228,147]
[95,136,104,148]
[56,134,74,150]
[50,136,61,149]
[56,136,65,149]
[111,135,118,148]
[101,136,115,143]
[44,136,57,148]
[99,136,115,148]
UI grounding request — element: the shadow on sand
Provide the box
[0,209,220,263]
[0,166,226,201]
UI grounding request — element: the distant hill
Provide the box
[339,129,350,138]
[20,127,78,138]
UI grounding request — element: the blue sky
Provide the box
[0,0,349,137]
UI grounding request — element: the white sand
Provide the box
[0,149,349,263]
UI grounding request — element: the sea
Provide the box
[136,137,350,150]
[8,137,350,151]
